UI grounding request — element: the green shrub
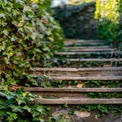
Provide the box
[0,0,64,86]
[95,0,121,47]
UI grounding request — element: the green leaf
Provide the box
[23,105,31,113]
[10,105,23,113]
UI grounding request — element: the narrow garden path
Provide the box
[26,39,122,104]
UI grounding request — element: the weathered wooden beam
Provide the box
[64,46,112,49]
[47,76,122,80]
[64,39,104,43]
[24,87,122,92]
[67,58,122,62]
[32,67,122,72]
[64,39,105,45]
[65,44,107,46]
[63,47,115,52]
[56,51,122,55]
[37,98,122,104]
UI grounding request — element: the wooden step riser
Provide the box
[62,48,115,52]
[64,41,106,46]
[66,59,122,62]
[36,98,122,104]
[56,51,122,55]
[24,88,122,98]
[64,39,104,43]
[32,67,122,76]
[32,71,122,77]
[31,74,122,80]
[32,67,122,72]
[62,46,117,52]
[26,92,122,98]
[63,46,112,49]
[48,76,122,80]
[63,64,112,68]
[30,92,85,98]
[24,87,122,92]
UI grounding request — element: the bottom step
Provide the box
[37,98,122,104]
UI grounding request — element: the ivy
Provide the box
[0,0,64,121]
[76,104,122,117]
[0,88,48,122]
[0,0,64,86]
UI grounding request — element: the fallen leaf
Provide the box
[52,112,60,120]
[74,111,91,118]
[77,84,83,88]
[67,85,72,88]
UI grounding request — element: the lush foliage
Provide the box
[0,0,64,121]
[95,0,121,46]
[0,0,64,86]
[0,88,48,122]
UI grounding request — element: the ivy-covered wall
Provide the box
[53,2,98,39]
[0,0,64,86]
[0,0,64,121]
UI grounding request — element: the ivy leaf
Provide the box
[7,112,18,121]
[3,30,9,36]
[0,13,5,18]
[10,105,24,113]
[16,96,27,105]
[23,6,32,12]
[0,91,6,98]
[23,105,31,113]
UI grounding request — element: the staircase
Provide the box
[26,39,122,104]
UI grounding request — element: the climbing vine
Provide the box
[0,0,64,86]
[0,0,63,121]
